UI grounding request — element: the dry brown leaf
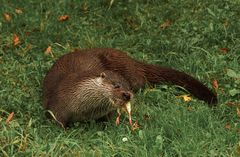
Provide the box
[224,123,231,129]
[226,102,236,107]
[237,108,240,117]
[219,47,228,53]
[58,15,69,21]
[160,20,171,29]
[212,79,219,90]
[223,21,229,27]
[3,13,11,22]
[13,33,20,46]
[15,8,23,14]
[132,121,140,131]
[226,102,240,108]
[143,114,150,121]
[237,145,240,155]
[5,112,14,124]
[45,46,54,57]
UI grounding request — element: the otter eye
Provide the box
[113,83,121,89]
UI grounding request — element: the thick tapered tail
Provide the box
[142,64,217,105]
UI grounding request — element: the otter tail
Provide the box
[142,64,217,105]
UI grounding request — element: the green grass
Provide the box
[1,0,240,156]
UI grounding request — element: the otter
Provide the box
[43,48,217,127]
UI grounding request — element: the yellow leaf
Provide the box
[5,112,14,124]
[15,8,23,14]
[3,13,11,22]
[176,94,192,102]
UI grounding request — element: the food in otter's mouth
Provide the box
[115,102,132,126]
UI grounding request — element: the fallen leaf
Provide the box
[160,20,171,29]
[226,102,236,107]
[226,102,240,107]
[176,94,192,102]
[13,33,20,46]
[143,114,150,121]
[187,106,193,111]
[58,15,69,21]
[223,21,229,27]
[183,95,191,102]
[219,47,228,53]
[5,112,14,124]
[132,121,140,131]
[3,13,11,22]
[224,123,231,129]
[44,46,54,57]
[212,79,219,90]
[236,145,240,155]
[237,108,240,117]
[15,8,23,14]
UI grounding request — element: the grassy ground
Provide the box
[1,0,240,156]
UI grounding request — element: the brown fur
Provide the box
[43,48,217,127]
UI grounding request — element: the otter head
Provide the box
[95,71,133,108]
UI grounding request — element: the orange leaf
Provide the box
[224,123,231,129]
[5,112,14,124]
[45,46,54,57]
[58,15,69,21]
[3,13,11,22]
[13,33,20,46]
[160,20,171,29]
[212,79,219,90]
[15,8,23,14]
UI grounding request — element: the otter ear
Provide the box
[100,72,106,79]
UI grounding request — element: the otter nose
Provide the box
[122,92,132,101]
